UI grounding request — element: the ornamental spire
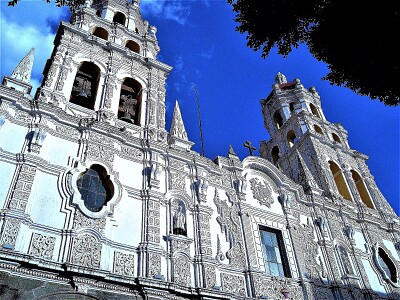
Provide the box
[169,100,188,140]
[168,100,194,151]
[11,48,35,84]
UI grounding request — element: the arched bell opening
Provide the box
[117,78,142,125]
[329,161,352,201]
[125,40,140,54]
[314,124,324,135]
[271,146,280,164]
[332,133,342,143]
[287,129,297,148]
[309,103,321,118]
[113,12,126,26]
[351,170,374,209]
[70,61,100,110]
[273,110,283,129]
[93,26,109,40]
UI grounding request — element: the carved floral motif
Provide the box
[114,251,135,276]
[71,234,101,268]
[29,233,55,260]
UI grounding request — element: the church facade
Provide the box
[0,0,399,299]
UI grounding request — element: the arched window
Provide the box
[70,61,100,110]
[332,133,342,143]
[289,102,296,112]
[125,40,140,54]
[96,10,102,17]
[329,161,352,201]
[93,27,109,40]
[118,78,142,125]
[351,170,374,208]
[309,103,321,118]
[271,146,280,164]
[314,124,323,135]
[113,12,126,26]
[76,164,114,212]
[287,129,297,147]
[377,247,398,283]
[273,110,283,129]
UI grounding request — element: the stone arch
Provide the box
[351,170,374,208]
[273,110,283,128]
[335,243,355,276]
[271,146,280,164]
[117,77,142,125]
[125,40,140,54]
[313,124,323,135]
[92,26,109,40]
[286,129,297,147]
[113,11,126,26]
[328,161,352,201]
[309,103,321,118]
[70,61,101,110]
[332,132,342,143]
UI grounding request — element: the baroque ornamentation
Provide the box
[28,232,55,260]
[114,251,135,276]
[173,255,191,286]
[73,210,106,233]
[0,218,21,248]
[249,178,274,207]
[71,234,101,268]
[221,273,246,296]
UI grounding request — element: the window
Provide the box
[77,164,114,212]
[260,227,290,277]
[377,247,398,283]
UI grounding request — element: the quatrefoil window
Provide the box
[76,164,114,212]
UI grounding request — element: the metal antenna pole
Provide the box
[193,84,205,157]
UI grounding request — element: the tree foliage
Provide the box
[7,0,85,11]
[227,0,400,106]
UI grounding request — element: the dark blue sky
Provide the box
[1,0,398,215]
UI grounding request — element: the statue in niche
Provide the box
[173,205,186,236]
[338,245,354,275]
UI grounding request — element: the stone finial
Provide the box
[275,72,287,84]
[11,48,35,84]
[169,100,188,140]
[167,100,194,151]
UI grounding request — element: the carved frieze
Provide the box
[173,255,191,286]
[71,234,101,268]
[73,210,106,234]
[221,273,246,296]
[114,251,135,276]
[28,232,55,260]
[0,218,21,249]
[249,177,274,207]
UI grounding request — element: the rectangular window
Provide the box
[260,227,290,277]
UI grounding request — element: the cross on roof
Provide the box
[243,140,256,156]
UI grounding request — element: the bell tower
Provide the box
[36,0,171,140]
[260,72,397,218]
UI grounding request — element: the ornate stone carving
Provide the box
[0,218,21,249]
[203,264,216,288]
[114,251,135,276]
[28,232,55,260]
[253,276,303,300]
[173,255,191,286]
[73,210,106,234]
[249,177,274,207]
[147,200,160,243]
[221,273,246,296]
[71,234,101,268]
[170,171,186,191]
[148,252,161,277]
[8,164,36,212]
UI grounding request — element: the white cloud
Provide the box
[1,16,56,95]
[141,0,191,25]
